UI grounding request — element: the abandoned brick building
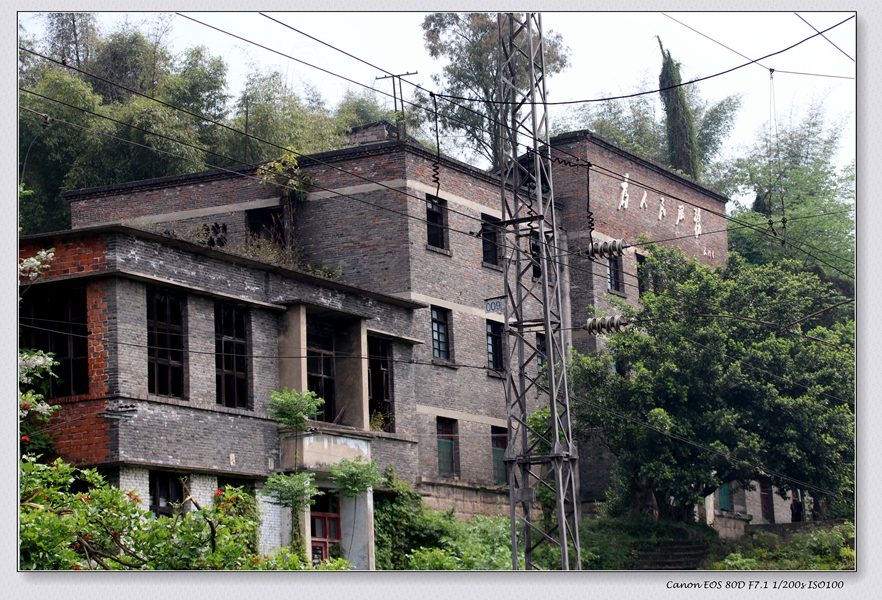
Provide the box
[20,121,742,564]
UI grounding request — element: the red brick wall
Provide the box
[49,400,111,466]
[19,235,107,280]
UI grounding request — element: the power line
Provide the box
[794,12,855,62]
[662,12,855,79]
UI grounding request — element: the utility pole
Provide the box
[497,12,581,570]
[375,71,417,138]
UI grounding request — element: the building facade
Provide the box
[20,122,733,560]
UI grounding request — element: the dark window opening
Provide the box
[215,303,249,409]
[536,332,547,369]
[530,229,542,278]
[437,417,460,478]
[307,325,336,423]
[310,492,341,565]
[481,214,500,265]
[486,320,504,370]
[19,283,88,398]
[431,306,451,360]
[607,255,624,293]
[636,254,647,297]
[368,337,394,433]
[147,287,184,398]
[247,207,285,244]
[426,196,446,249]
[149,471,185,517]
[491,426,508,485]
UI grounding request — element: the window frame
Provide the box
[486,320,504,371]
[368,337,394,433]
[480,214,501,266]
[147,287,185,398]
[310,492,341,565]
[19,283,88,398]
[636,253,648,297]
[437,417,460,478]
[491,426,508,485]
[607,255,624,293]
[215,302,250,409]
[149,471,185,518]
[426,196,447,249]
[307,325,337,423]
[530,229,542,278]
[431,306,452,361]
[536,332,547,370]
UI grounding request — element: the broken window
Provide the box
[486,320,503,371]
[368,337,393,433]
[307,325,336,422]
[437,417,459,478]
[19,283,88,398]
[215,303,249,409]
[310,493,341,565]
[149,471,185,517]
[481,214,500,265]
[491,426,508,485]
[431,306,452,360]
[536,332,546,370]
[426,196,447,249]
[147,287,184,398]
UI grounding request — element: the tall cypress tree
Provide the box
[658,38,700,180]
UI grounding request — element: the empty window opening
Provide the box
[307,326,337,423]
[368,337,394,433]
[437,417,460,478]
[530,229,542,278]
[215,303,249,408]
[19,283,88,398]
[247,207,285,244]
[147,287,184,398]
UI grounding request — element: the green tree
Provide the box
[329,456,381,557]
[40,12,100,69]
[570,244,854,521]
[259,471,324,557]
[417,12,570,169]
[19,69,104,233]
[722,101,855,282]
[220,67,348,164]
[333,88,395,131]
[658,38,700,179]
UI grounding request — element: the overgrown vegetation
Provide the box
[708,522,855,570]
[372,466,522,570]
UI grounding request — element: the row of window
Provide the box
[437,417,508,485]
[20,285,395,430]
[431,305,547,371]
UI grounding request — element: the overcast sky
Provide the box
[19,11,856,174]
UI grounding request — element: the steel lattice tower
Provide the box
[497,13,581,570]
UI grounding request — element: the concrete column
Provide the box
[278,304,307,392]
[340,491,376,570]
[335,318,369,430]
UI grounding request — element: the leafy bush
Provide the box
[710,522,855,570]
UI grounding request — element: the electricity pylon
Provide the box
[497,12,581,570]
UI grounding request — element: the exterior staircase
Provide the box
[629,539,711,570]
